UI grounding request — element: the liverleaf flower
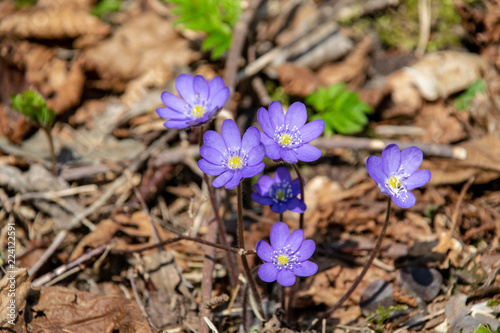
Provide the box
[198,119,265,190]
[256,222,318,287]
[251,166,306,213]
[156,74,230,129]
[366,144,431,209]
[257,101,325,164]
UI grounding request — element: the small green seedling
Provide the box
[11,90,57,173]
[454,79,487,111]
[163,0,241,59]
[305,83,373,135]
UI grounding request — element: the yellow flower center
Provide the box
[388,176,401,189]
[228,156,242,169]
[279,134,293,147]
[277,254,289,266]
[191,105,205,118]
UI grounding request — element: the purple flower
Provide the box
[257,101,325,164]
[198,119,265,189]
[366,144,431,209]
[256,222,318,287]
[251,167,306,213]
[156,74,229,129]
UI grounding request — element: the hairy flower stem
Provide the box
[310,198,392,328]
[42,126,56,174]
[199,126,239,288]
[287,164,305,321]
[279,213,283,222]
[237,184,264,319]
[292,164,305,229]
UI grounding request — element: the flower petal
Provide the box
[295,240,315,261]
[294,144,322,162]
[156,107,184,120]
[268,101,285,130]
[163,119,190,129]
[256,240,274,262]
[203,130,226,153]
[261,134,275,145]
[264,143,281,160]
[222,119,242,149]
[160,91,187,112]
[401,146,424,175]
[255,175,275,194]
[198,159,226,176]
[193,75,209,101]
[242,126,261,153]
[285,228,304,253]
[392,191,416,209]
[382,144,401,175]
[212,170,233,188]
[257,107,274,137]
[175,74,195,103]
[280,149,298,164]
[299,119,325,143]
[277,269,296,286]
[271,202,287,213]
[200,146,224,165]
[246,146,265,166]
[275,166,291,184]
[258,263,278,283]
[209,87,229,110]
[292,260,318,277]
[366,155,386,185]
[241,162,265,178]
[285,102,307,129]
[208,76,225,96]
[270,222,290,250]
[224,170,243,189]
[251,192,274,205]
[287,197,306,213]
[404,169,431,190]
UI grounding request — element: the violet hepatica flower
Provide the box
[256,222,318,287]
[257,101,325,164]
[251,166,306,213]
[156,74,229,129]
[366,144,431,209]
[198,119,265,190]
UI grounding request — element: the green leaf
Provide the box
[473,324,494,333]
[164,0,241,59]
[454,79,487,111]
[10,90,56,128]
[306,83,373,135]
[90,0,122,18]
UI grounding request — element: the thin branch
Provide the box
[310,198,392,328]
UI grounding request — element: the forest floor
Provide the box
[0,0,499,332]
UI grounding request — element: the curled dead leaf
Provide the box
[0,268,30,329]
[0,6,110,42]
[28,286,151,332]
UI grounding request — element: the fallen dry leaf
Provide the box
[317,35,372,87]
[0,268,30,330]
[83,12,199,98]
[387,51,488,115]
[28,286,151,333]
[0,6,110,43]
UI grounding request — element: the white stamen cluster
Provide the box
[184,96,209,119]
[222,146,248,170]
[384,166,409,199]
[272,244,300,271]
[273,124,302,149]
[269,180,293,203]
